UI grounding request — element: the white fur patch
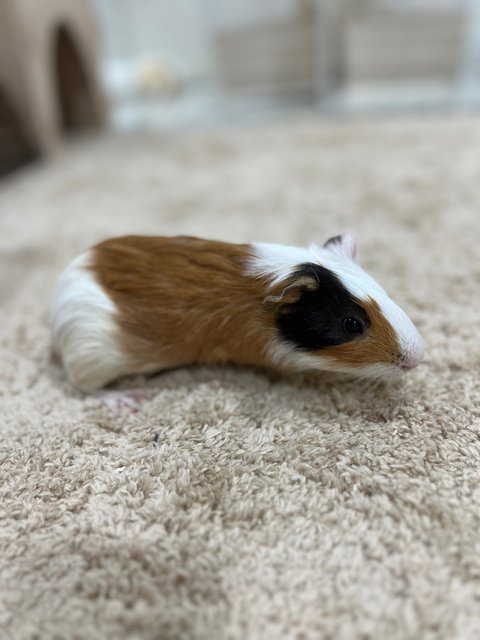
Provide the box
[51,252,145,391]
[248,241,425,371]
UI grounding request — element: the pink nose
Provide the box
[401,344,425,370]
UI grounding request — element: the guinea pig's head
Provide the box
[253,232,425,378]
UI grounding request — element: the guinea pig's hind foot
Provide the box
[93,388,151,417]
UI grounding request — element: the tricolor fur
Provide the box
[51,234,425,391]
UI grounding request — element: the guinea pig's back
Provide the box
[51,236,272,391]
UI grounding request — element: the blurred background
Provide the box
[1,0,480,177]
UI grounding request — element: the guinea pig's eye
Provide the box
[342,317,363,335]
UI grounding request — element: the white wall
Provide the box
[204,0,299,30]
[91,0,480,116]
[92,0,302,89]
[93,0,213,87]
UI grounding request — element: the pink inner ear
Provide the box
[342,231,357,259]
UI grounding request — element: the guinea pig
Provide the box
[50,232,425,392]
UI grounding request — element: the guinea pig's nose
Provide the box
[401,339,425,370]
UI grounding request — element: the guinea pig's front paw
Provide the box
[94,389,150,417]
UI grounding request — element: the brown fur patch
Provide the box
[315,297,401,368]
[90,236,276,371]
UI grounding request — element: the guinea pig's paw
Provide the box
[94,389,150,417]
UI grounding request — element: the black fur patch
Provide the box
[276,263,370,351]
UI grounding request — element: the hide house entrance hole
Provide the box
[53,25,99,133]
[0,88,37,176]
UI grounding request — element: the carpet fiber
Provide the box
[1,116,480,639]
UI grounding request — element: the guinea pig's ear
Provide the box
[324,231,357,260]
[264,273,317,306]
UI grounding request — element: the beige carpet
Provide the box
[1,116,480,640]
